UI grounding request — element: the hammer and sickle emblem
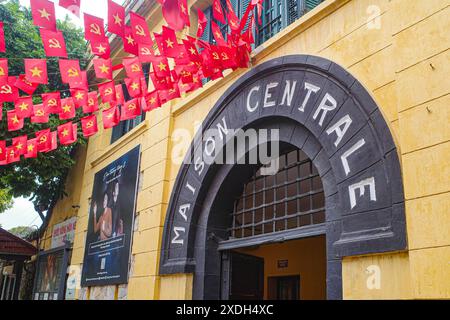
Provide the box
[128,103,136,110]
[90,23,102,36]
[131,64,141,72]
[36,109,45,117]
[0,67,4,76]
[23,78,33,86]
[221,53,229,60]
[48,99,57,107]
[39,135,47,144]
[86,121,94,128]
[49,39,62,48]
[140,47,151,55]
[135,25,146,37]
[104,88,113,96]
[67,68,79,78]
[88,98,94,106]
[212,52,220,60]
[0,85,12,94]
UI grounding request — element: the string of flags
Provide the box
[0,0,263,165]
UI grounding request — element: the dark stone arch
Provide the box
[159,55,407,300]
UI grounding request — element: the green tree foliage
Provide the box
[0,0,88,215]
[8,225,34,239]
[0,188,13,212]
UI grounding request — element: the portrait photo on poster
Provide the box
[80,145,141,287]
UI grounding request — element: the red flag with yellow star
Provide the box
[31,0,57,31]
[108,0,125,37]
[12,135,27,155]
[71,89,88,108]
[31,103,49,123]
[57,121,77,145]
[211,22,227,46]
[155,27,181,58]
[90,39,111,59]
[124,77,142,98]
[7,110,24,131]
[81,114,98,137]
[142,90,161,112]
[93,58,113,80]
[123,26,138,56]
[102,105,120,129]
[25,138,38,159]
[40,29,68,57]
[59,97,76,120]
[152,56,171,78]
[24,59,48,84]
[15,96,34,119]
[12,136,27,156]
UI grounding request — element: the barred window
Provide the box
[229,149,325,239]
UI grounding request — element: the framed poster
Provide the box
[80,145,141,287]
[32,245,71,300]
[51,217,77,249]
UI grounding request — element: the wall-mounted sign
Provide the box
[278,260,289,269]
[51,217,77,249]
[80,145,141,287]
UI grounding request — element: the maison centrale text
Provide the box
[171,78,377,246]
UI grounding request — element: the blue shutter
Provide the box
[201,6,212,43]
[305,0,323,12]
[239,0,251,32]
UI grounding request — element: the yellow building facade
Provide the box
[38,0,450,300]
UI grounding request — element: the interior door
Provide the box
[221,251,264,300]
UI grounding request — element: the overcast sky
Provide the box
[0,0,126,231]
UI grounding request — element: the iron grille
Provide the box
[229,149,325,239]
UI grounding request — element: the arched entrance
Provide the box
[160,55,407,300]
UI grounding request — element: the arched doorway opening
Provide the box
[160,55,407,300]
[221,147,327,300]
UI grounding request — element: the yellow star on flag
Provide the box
[96,44,107,54]
[75,92,85,100]
[149,97,156,104]
[16,143,23,151]
[30,66,43,78]
[126,35,135,45]
[158,61,167,71]
[62,104,72,113]
[18,103,29,111]
[99,64,110,74]
[130,82,139,91]
[27,144,34,152]
[189,47,197,55]
[38,8,51,20]
[62,129,69,137]
[113,13,122,26]
[165,39,174,48]
[12,115,20,124]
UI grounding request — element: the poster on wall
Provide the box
[80,145,141,287]
[32,247,70,300]
[51,217,77,249]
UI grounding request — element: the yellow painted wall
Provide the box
[237,236,327,300]
[39,0,450,299]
